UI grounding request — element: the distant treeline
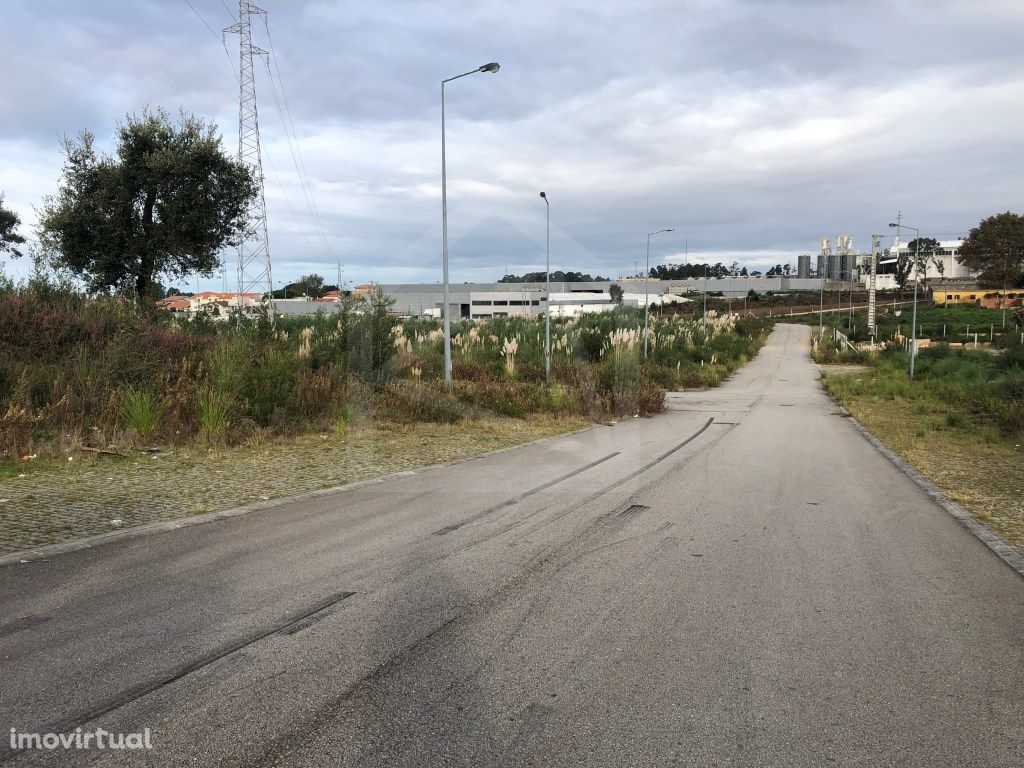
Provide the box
[499,271,609,283]
[650,263,736,279]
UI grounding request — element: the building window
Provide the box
[509,300,524,306]
[493,300,508,306]
[471,300,492,306]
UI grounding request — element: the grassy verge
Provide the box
[0,414,589,554]
[821,346,1024,547]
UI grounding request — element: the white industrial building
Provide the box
[861,239,976,290]
[376,277,819,319]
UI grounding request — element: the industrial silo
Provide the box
[797,254,811,279]
[842,254,856,282]
[828,254,842,280]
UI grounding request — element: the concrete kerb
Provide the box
[819,366,1024,581]
[0,422,599,568]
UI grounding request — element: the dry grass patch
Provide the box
[0,414,590,554]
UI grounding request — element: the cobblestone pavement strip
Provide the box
[0,416,589,554]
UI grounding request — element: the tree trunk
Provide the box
[136,189,157,302]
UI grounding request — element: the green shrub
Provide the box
[374,380,467,423]
[118,388,164,439]
[944,411,967,429]
[196,387,232,442]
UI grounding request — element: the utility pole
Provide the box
[848,263,854,333]
[540,192,551,379]
[225,2,274,318]
[643,228,673,359]
[336,259,343,293]
[868,234,881,344]
[703,264,708,332]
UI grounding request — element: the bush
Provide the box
[196,387,232,443]
[118,388,164,439]
[0,282,771,456]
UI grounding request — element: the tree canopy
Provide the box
[499,270,609,283]
[0,193,25,257]
[649,262,729,279]
[904,237,941,280]
[958,212,1024,288]
[39,108,257,301]
[272,273,333,299]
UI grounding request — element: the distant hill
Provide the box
[498,270,610,283]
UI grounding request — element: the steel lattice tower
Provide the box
[225,2,274,315]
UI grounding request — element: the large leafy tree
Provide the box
[894,251,912,295]
[295,273,325,298]
[904,237,941,282]
[957,212,1024,289]
[39,108,257,301]
[0,193,25,256]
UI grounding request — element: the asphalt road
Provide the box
[1,323,1022,767]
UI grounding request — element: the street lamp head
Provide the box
[539,191,546,199]
[479,62,500,73]
[665,228,675,232]
[888,223,898,228]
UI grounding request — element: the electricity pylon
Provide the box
[225,2,274,316]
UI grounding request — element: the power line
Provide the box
[260,16,336,262]
[261,57,331,263]
[183,0,219,38]
[263,147,324,268]
[182,0,239,82]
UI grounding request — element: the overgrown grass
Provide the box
[797,302,1019,347]
[823,344,1024,437]
[0,279,770,459]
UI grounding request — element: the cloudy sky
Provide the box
[1,0,1022,288]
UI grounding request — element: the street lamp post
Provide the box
[818,269,825,337]
[643,228,673,358]
[441,62,500,386]
[889,221,921,379]
[703,264,709,332]
[540,192,551,379]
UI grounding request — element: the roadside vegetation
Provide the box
[0,277,770,462]
[805,302,1020,348]
[820,339,1024,547]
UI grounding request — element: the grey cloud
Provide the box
[1,0,1023,288]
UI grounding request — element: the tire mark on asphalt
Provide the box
[514,416,717,539]
[432,451,620,536]
[0,615,49,639]
[250,420,738,765]
[0,590,356,763]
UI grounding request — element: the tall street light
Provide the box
[818,259,827,337]
[441,62,500,386]
[644,228,674,358]
[540,192,551,379]
[703,264,709,332]
[889,221,921,379]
